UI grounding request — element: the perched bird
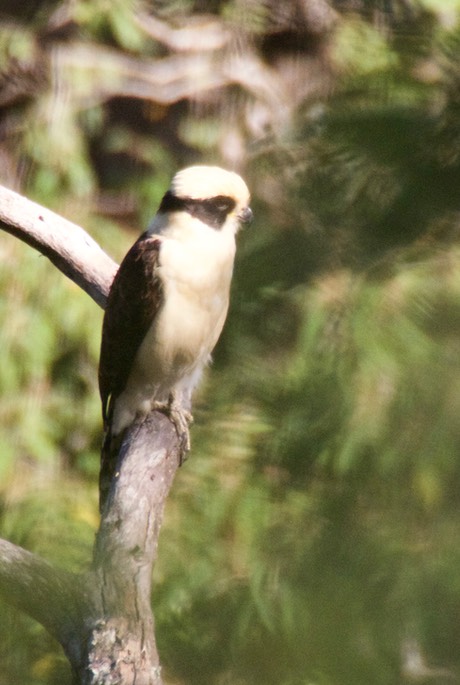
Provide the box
[98,165,252,501]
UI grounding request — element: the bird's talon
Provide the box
[152,397,192,463]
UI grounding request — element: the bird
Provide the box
[98,165,252,504]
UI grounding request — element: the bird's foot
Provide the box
[152,396,193,464]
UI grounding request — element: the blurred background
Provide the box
[1,0,460,683]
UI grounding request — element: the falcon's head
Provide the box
[158,165,252,232]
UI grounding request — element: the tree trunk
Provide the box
[80,414,179,685]
[0,396,180,685]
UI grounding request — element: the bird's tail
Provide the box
[99,425,124,513]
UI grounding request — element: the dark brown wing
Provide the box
[98,233,163,428]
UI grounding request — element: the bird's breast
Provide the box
[134,235,235,385]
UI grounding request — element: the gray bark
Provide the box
[0,184,117,307]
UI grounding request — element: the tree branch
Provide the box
[0,185,181,683]
[0,539,95,665]
[80,413,180,685]
[0,185,118,308]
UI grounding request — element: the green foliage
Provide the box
[0,240,102,475]
[154,246,460,684]
[2,0,460,683]
[72,0,148,52]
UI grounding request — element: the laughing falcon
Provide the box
[98,165,252,484]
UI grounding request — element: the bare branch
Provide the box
[0,185,118,308]
[0,185,180,683]
[135,12,231,52]
[80,412,180,685]
[0,539,94,663]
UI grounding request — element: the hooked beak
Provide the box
[238,206,253,224]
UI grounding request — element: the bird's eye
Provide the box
[210,196,236,214]
[185,195,237,229]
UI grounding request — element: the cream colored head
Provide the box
[170,165,251,215]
